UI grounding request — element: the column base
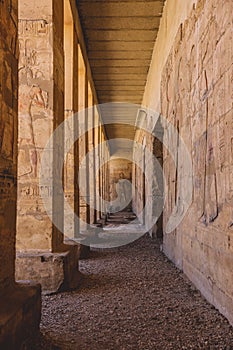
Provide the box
[78,243,91,259]
[78,226,105,259]
[0,282,41,349]
[16,243,82,294]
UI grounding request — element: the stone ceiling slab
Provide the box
[78,2,164,17]
[77,0,165,155]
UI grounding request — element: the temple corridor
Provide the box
[0,0,233,348]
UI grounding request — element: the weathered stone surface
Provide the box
[161,0,233,325]
[17,0,65,251]
[16,243,81,294]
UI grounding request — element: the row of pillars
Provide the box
[0,0,110,347]
[17,0,110,252]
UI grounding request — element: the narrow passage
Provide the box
[30,213,233,349]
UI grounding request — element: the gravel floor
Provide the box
[27,218,233,349]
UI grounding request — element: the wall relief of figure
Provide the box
[202,140,218,225]
[18,33,49,179]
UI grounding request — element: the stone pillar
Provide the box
[93,106,100,222]
[100,129,104,216]
[84,73,91,226]
[64,0,74,238]
[78,45,88,231]
[87,84,96,224]
[152,117,164,239]
[73,34,80,238]
[16,0,81,294]
[102,130,106,215]
[97,123,102,220]
[105,147,110,205]
[0,1,41,347]
[103,144,107,213]
[99,129,110,222]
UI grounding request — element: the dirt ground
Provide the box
[26,219,233,350]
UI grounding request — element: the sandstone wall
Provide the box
[0,0,18,293]
[161,0,233,324]
[135,0,199,231]
[133,2,201,233]
[142,0,198,111]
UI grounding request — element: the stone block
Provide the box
[16,244,81,294]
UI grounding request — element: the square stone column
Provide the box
[102,130,109,215]
[73,33,80,237]
[93,106,100,222]
[0,1,41,347]
[100,129,104,216]
[87,85,96,224]
[16,0,81,294]
[97,127,110,223]
[64,1,74,238]
[78,46,92,232]
[96,123,102,220]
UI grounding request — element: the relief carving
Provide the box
[18,84,48,178]
[18,20,49,36]
[202,139,218,225]
[218,118,226,171]
[18,20,50,179]
[193,132,206,216]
